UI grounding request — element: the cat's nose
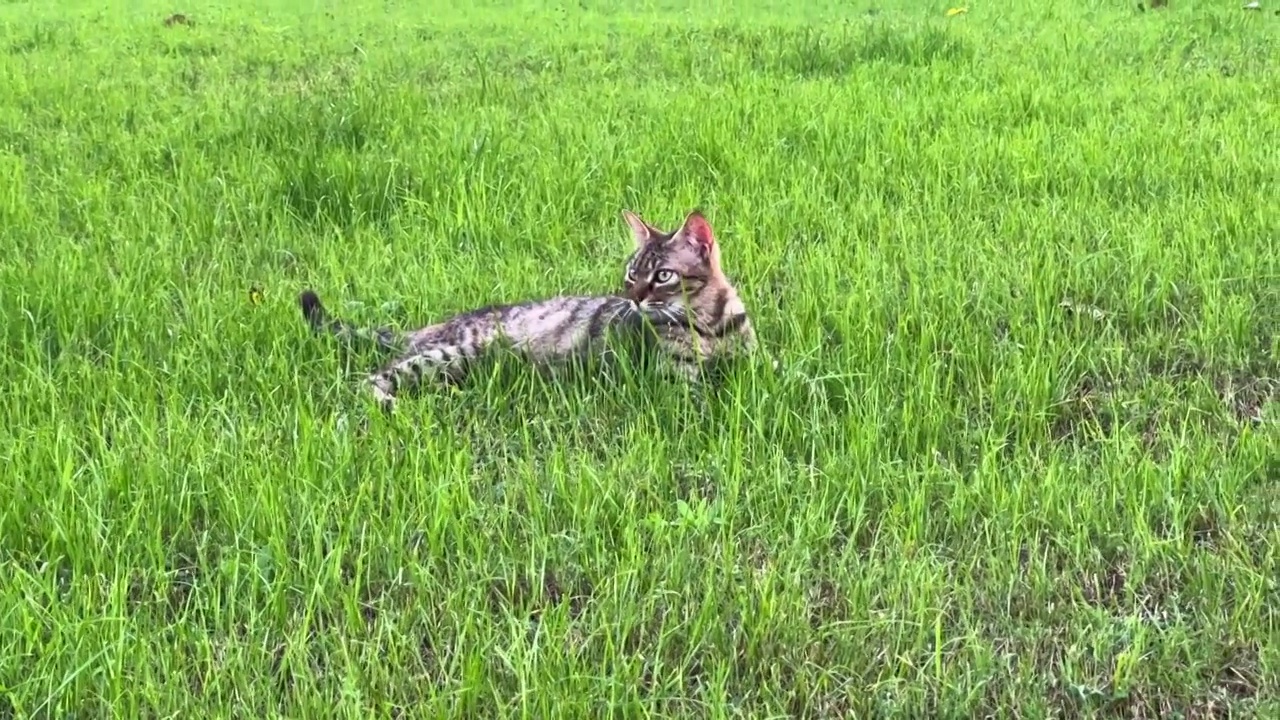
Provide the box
[627,284,649,303]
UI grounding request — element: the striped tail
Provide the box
[298,289,403,352]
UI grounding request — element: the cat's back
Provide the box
[411,294,634,357]
[497,295,633,354]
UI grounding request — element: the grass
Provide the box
[0,0,1277,716]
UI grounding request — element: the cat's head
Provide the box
[619,209,727,322]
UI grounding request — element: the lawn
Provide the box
[0,0,1277,716]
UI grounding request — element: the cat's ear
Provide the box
[675,210,715,253]
[622,209,654,249]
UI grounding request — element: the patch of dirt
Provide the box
[1142,505,1228,553]
[1146,353,1277,425]
[806,577,850,628]
[1213,371,1276,425]
[1210,641,1262,703]
[486,566,594,622]
[417,633,438,675]
[1079,561,1129,611]
[1049,350,1276,458]
[1050,372,1119,445]
[1077,555,1195,628]
[742,536,773,578]
[1189,509,1224,549]
[672,463,718,504]
[269,641,292,694]
[166,561,200,615]
[828,500,881,559]
[1091,690,1225,720]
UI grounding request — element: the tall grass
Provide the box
[0,0,1276,715]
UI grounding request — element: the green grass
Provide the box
[1,0,1277,716]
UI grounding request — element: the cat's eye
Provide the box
[653,269,677,284]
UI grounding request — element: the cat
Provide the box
[297,209,758,410]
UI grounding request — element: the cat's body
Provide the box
[299,209,756,409]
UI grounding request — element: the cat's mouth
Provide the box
[618,295,686,326]
[638,301,689,327]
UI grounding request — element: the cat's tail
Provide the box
[298,289,403,352]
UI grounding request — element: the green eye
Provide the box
[654,269,677,284]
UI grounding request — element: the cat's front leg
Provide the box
[664,356,704,383]
[367,371,398,411]
[653,353,708,405]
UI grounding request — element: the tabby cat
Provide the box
[298,209,757,410]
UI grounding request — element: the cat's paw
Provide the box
[369,384,397,414]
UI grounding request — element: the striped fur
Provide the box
[299,209,756,410]
[619,209,757,380]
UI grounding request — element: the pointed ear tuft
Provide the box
[677,210,715,252]
[622,209,653,249]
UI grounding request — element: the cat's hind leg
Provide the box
[366,345,470,410]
